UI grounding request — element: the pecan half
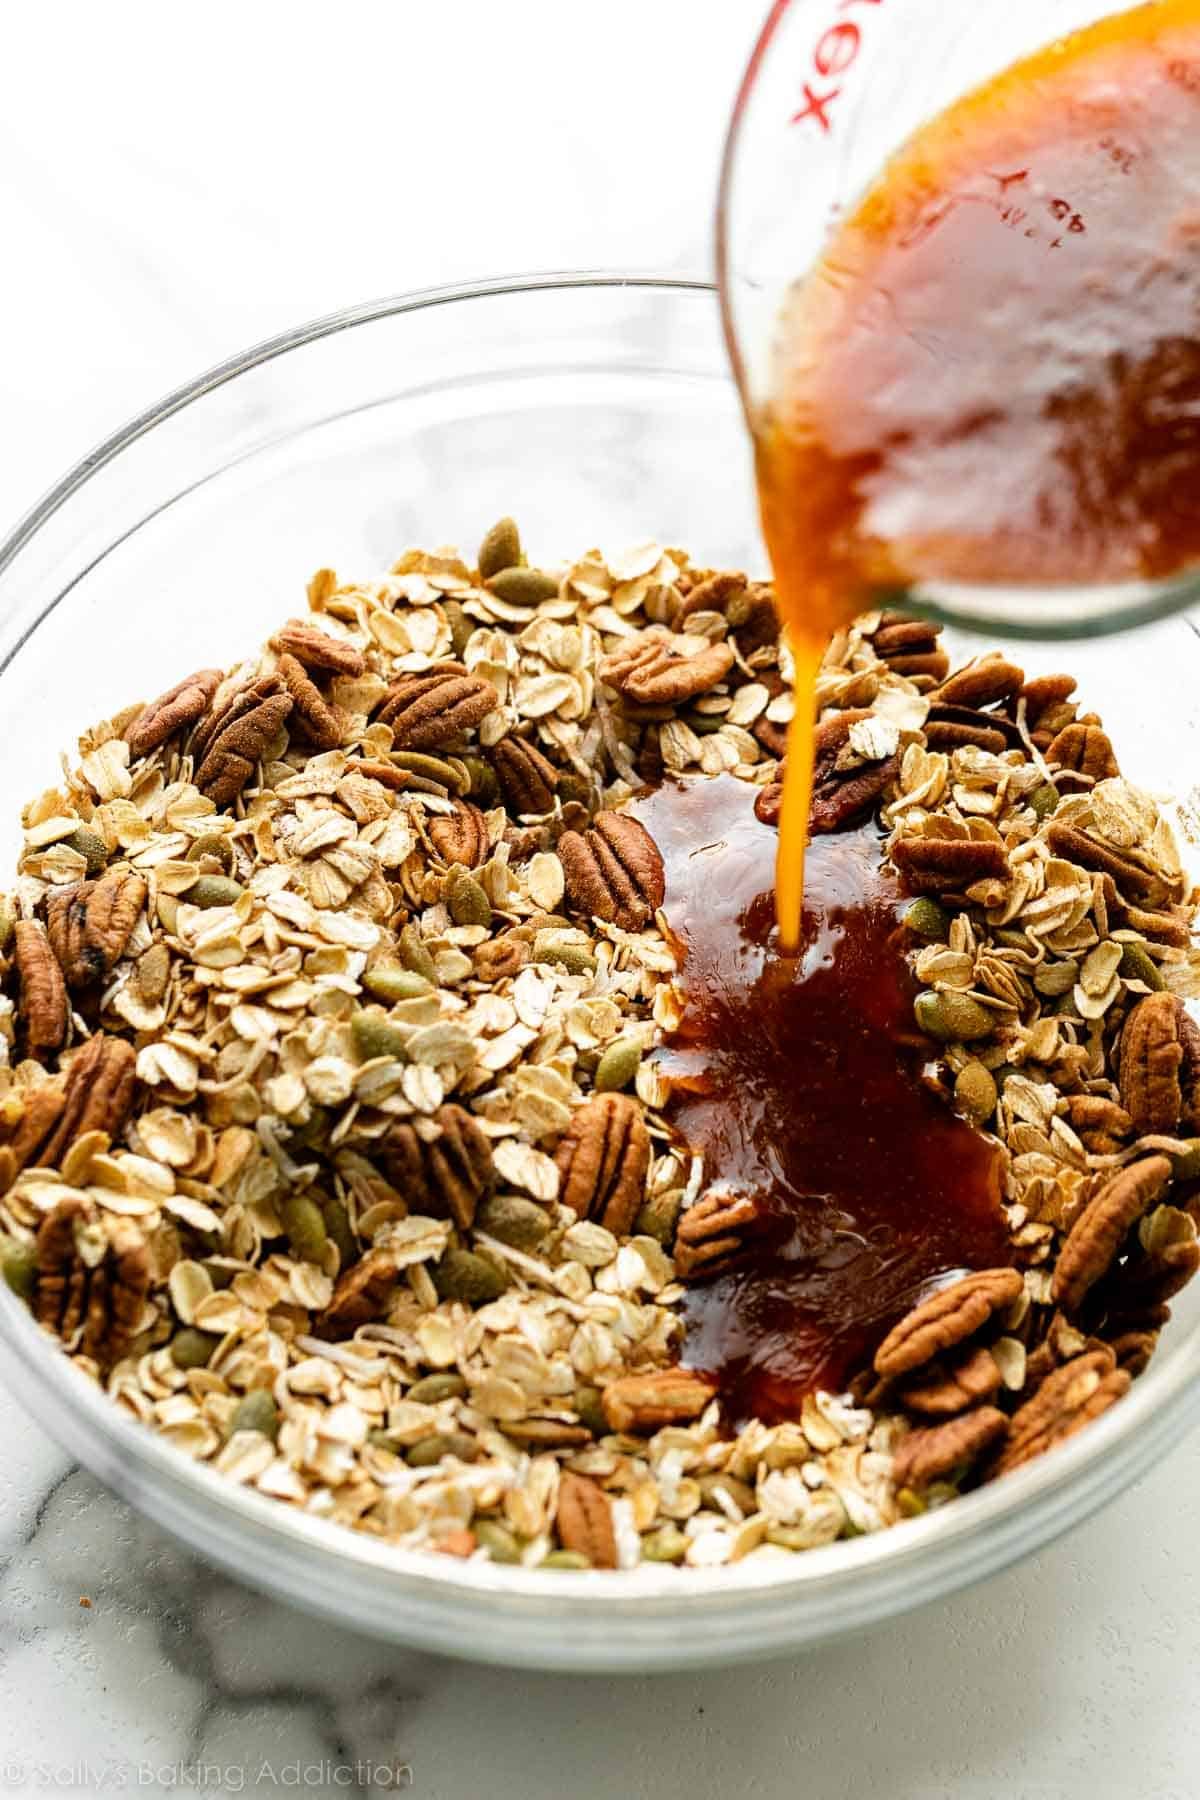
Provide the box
[871,614,950,686]
[316,1249,399,1339]
[600,1366,718,1434]
[34,1195,150,1371]
[599,630,735,707]
[374,665,499,750]
[898,1344,1004,1416]
[14,920,69,1057]
[1118,993,1200,1134]
[47,868,147,988]
[891,1406,1009,1491]
[39,1034,137,1167]
[1046,722,1119,782]
[874,1268,1023,1379]
[270,620,365,678]
[934,654,1024,710]
[753,714,789,760]
[1064,1094,1132,1156]
[556,1093,650,1236]
[675,572,779,654]
[675,1192,763,1279]
[890,834,1008,897]
[556,1470,617,1568]
[380,1104,495,1232]
[1046,823,1171,909]
[125,668,223,760]
[1052,1154,1173,1314]
[557,811,665,932]
[924,703,1024,755]
[995,1349,1128,1475]
[810,757,899,833]
[757,712,903,834]
[0,1080,69,1178]
[923,713,1010,756]
[193,681,294,807]
[1014,674,1077,742]
[276,653,343,750]
[1107,1327,1159,1375]
[489,735,560,814]
[428,800,489,868]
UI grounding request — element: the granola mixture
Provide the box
[0,522,1198,1572]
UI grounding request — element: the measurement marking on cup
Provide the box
[791,0,884,134]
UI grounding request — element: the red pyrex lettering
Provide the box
[791,0,883,133]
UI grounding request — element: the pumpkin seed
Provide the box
[320,1196,356,1267]
[477,516,522,581]
[680,710,726,737]
[350,1009,410,1063]
[640,1524,688,1563]
[634,1191,681,1247]
[1119,942,1165,991]
[170,1327,219,1370]
[902,898,951,942]
[390,750,470,794]
[447,868,492,928]
[573,1383,608,1437]
[63,825,109,874]
[460,755,500,806]
[362,965,431,1003]
[895,1487,927,1518]
[1,1238,37,1300]
[486,567,558,608]
[914,989,993,1042]
[476,1193,553,1252]
[227,1388,279,1441]
[593,1037,641,1093]
[433,1249,508,1304]
[407,1371,467,1405]
[955,1061,997,1125]
[185,874,244,909]
[186,832,235,871]
[540,1549,591,1570]
[398,924,437,982]
[406,1430,477,1467]
[474,1518,522,1563]
[442,599,474,659]
[1030,783,1060,819]
[280,1194,328,1261]
[532,931,596,976]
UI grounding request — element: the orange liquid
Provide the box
[635,776,1008,1420]
[759,0,1200,942]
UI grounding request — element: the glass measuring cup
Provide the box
[716,0,1200,639]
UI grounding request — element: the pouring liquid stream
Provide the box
[756,0,1200,946]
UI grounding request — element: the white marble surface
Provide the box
[3,3,1200,1796]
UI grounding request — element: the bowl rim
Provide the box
[0,272,714,594]
[1,270,1199,1668]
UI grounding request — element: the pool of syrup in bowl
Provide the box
[634,775,1011,1424]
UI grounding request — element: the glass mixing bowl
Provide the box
[0,275,1198,1672]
